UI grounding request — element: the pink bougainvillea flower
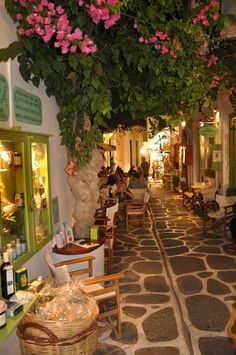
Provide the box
[70,45,77,53]
[220,30,225,36]
[107,0,119,5]
[210,0,219,8]
[207,55,217,67]
[104,13,120,29]
[178,110,184,116]
[16,13,23,21]
[17,28,25,35]
[18,0,27,7]
[133,23,137,29]
[41,0,49,7]
[138,37,144,43]
[154,44,161,50]
[56,6,64,15]
[149,36,157,43]
[90,44,97,53]
[202,18,209,27]
[161,45,168,54]
[78,0,84,5]
[212,13,219,21]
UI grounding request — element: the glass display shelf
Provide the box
[0,294,39,343]
[0,128,52,268]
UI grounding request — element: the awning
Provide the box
[96,141,116,151]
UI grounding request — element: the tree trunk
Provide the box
[68,148,104,239]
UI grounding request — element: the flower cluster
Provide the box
[15,0,97,54]
[192,0,220,27]
[15,0,123,53]
[65,160,78,175]
[210,73,220,88]
[138,31,181,58]
[85,0,121,29]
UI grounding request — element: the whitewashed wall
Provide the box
[0,1,74,353]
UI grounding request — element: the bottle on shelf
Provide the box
[6,243,13,262]
[1,252,15,299]
[13,152,22,167]
[10,240,17,260]
[16,238,22,257]
[20,236,27,254]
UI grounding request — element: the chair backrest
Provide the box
[106,201,119,226]
[130,188,147,201]
[144,191,150,204]
[45,246,71,285]
[201,187,217,203]
[215,194,235,209]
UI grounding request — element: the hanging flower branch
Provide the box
[13,0,122,54]
[1,0,236,171]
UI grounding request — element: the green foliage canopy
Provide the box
[1,0,236,171]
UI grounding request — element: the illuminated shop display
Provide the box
[0,129,52,268]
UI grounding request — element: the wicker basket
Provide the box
[17,306,99,355]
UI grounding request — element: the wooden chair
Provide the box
[95,201,119,273]
[126,192,150,230]
[129,188,147,201]
[203,194,236,238]
[45,247,123,338]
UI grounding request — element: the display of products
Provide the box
[1,252,15,299]
[13,152,22,167]
[0,300,7,328]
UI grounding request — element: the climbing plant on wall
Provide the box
[0,0,236,172]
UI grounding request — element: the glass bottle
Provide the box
[11,240,17,260]
[16,238,22,257]
[1,252,15,299]
[20,236,27,254]
[6,243,13,262]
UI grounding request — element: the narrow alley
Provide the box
[97,182,236,355]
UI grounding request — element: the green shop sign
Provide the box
[13,87,42,125]
[0,74,9,121]
[199,124,218,137]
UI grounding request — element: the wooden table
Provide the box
[52,234,106,277]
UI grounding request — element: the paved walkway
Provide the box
[97,182,236,355]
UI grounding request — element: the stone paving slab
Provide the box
[97,183,236,355]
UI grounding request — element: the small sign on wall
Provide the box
[212,144,222,170]
[13,87,42,125]
[0,74,9,121]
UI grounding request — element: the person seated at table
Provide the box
[107,174,117,197]
[113,181,133,222]
[114,169,124,185]
[128,165,136,177]
[128,171,147,189]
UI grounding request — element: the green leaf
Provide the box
[91,76,100,89]
[32,76,40,87]
[68,54,79,70]
[0,41,22,61]
[94,63,103,76]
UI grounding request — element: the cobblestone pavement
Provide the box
[97,182,236,355]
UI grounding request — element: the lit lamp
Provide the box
[140,148,146,155]
[0,144,11,171]
[181,121,186,128]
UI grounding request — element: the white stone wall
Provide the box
[0,2,73,353]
